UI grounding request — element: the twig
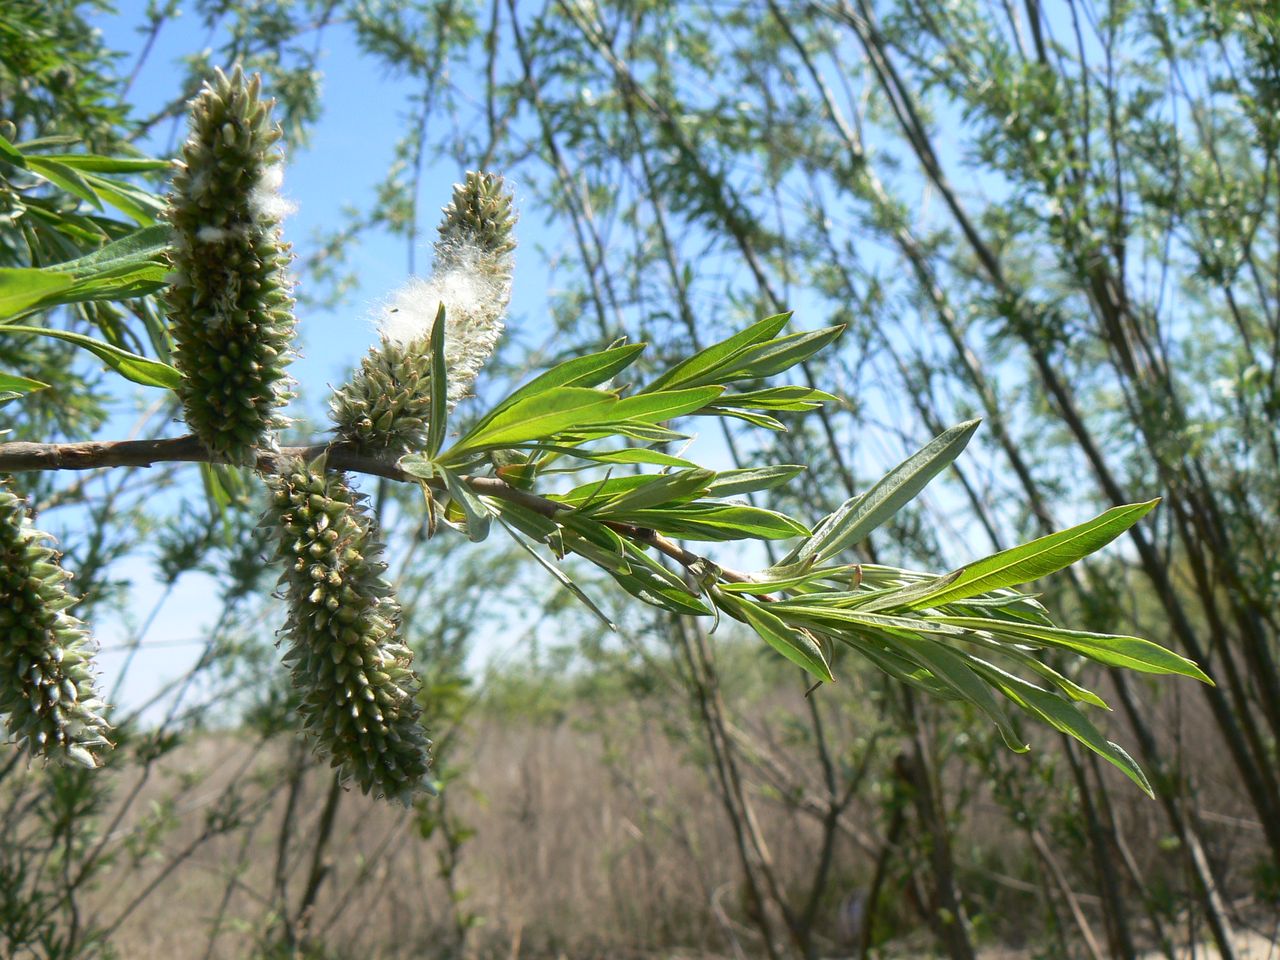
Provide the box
[0,434,764,591]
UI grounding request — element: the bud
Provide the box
[330,172,517,455]
[0,483,111,766]
[164,66,297,465]
[264,458,432,803]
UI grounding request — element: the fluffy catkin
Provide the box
[164,66,297,464]
[0,483,111,767]
[330,172,517,455]
[265,458,432,803]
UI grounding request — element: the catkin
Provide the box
[264,458,432,803]
[165,66,297,464]
[0,482,111,767]
[331,172,517,455]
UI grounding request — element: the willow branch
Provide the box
[0,434,759,590]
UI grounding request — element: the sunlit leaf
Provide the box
[427,302,448,456]
[932,615,1210,682]
[643,312,791,392]
[908,500,1160,608]
[2,324,180,388]
[795,420,981,565]
[718,591,834,681]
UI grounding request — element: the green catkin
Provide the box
[330,171,517,455]
[164,66,297,465]
[328,338,436,456]
[0,483,111,767]
[435,170,518,267]
[265,458,432,803]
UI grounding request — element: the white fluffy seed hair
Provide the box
[374,242,511,403]
[193,164,294,245]
[248,162,296,222]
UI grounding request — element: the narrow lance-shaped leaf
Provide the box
[588,469,715,515]
[968,659,1155,797]
[643,312,792,392]
[477,343,644,426]
[0,269,75,321]
[440,467,492,542]
[496,516,617,630]
[930,615,1211,682]
[718,591,834,682]
[793,420,981,565]
[427,302,449,456]
[890,633,1029,752]
[908,500,1161,609]
[716,324,845,382]
[25,156,103,210]
[0,372,50,401]
[705,465,805,498]
[605,386,725,424]
[2,325,181,389]
[446,387,619,454]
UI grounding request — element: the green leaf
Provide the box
[931,616,1211,682]
[709,386,838,410]
[909,500,1161,609]
[59,262,169,305]
[1,325,181,389]
[838,631,960,699]
[589,468,715,515]
[615,502,810,541]
[439,467,491,542]
[643,312,791,392]
[890,635,1028,751]
[607,541,713,615]
[718,592,834,681]
[78,171,165,224]
[45,224,170,278]
[553,473,657,506]
[717,325,845,381]
[497,515,617,630]
[0,371,50,403]
[846,569,966,612]
[562,447,698,469]
[14,135,82,150]
[988,646,1111,710]
[398,454,437,481]
[0,134,25,165]
[771,605,967,635]
[969,660,1154,796]
[553,513,711,615]
[0,227,171,320]
[447,387,619,454]
[0,371,50,394]
[0,269,75,321]
[795,420,981,565]
[711,408,788,431]
[705,465,805,498]
[589,421,690,443]
[490,497,560,542]
[26,156,103,210]
[427,302,448,456]
[38,154,171,173]
[607,386,724,423]
[200,463,251,525]
[484,344,645,423]
[715,561,859,594]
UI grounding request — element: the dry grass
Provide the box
[4,663,1272,960]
